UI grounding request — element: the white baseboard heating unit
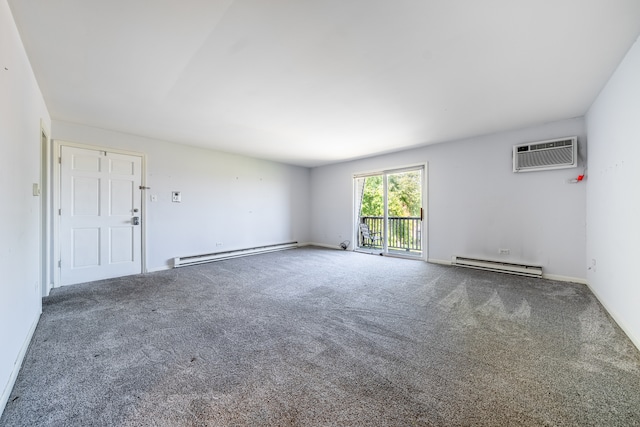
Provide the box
[452,256,543,278]
[173,242,298,268]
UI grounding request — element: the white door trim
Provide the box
[52,140,147,288]
[40,121,52,296]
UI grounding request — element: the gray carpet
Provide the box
[2,247,640,426]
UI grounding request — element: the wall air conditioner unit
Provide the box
[513,136,577,172]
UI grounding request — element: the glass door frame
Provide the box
[353,164,426,260]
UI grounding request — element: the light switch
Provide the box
[32,183,41,196]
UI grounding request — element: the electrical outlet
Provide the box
[172,191,181,202]
[216,242,223,247]
[499,249,510,255]
[150,194,158,202]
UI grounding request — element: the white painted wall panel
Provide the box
[52,122,311,272]
[311,118,586,281]
[0,0,50,415]
[586,36,640,348]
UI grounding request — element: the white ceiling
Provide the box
[8,0,640,167]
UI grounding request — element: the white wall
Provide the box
[0,0,51,414]
[311,118,587,281]
[585,36,640,349]
[52,121,310,272]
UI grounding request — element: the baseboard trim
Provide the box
[146,265,172,273]
[584,282,640,353]
[542,274,587,285]
[427,258,452,266]
[300,242,345,250]
[0,311,40,418]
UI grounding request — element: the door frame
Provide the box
[353,163,428,261]
[52,140,148,288]
[40,121,51,296]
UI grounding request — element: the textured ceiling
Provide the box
[8,0,640,167]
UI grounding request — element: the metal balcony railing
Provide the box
[359,216,422,252]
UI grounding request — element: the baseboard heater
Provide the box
[452,256,543,278]
[173,242,298,268]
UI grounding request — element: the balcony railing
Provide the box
[360,216,422,252]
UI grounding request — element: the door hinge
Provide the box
[58,208,61,215]
[58,260,61,268]
[58,157,61,164]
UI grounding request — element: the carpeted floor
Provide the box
[2,247,640,426]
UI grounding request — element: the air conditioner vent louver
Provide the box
[513,137,577,172]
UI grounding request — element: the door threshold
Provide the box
[354,248,384,256]
[384,252,424,261]
[354,248,423,260]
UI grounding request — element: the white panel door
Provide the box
[60,146,142,285]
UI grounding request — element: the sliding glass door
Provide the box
[355,166,424,258]
[386,169,423,256]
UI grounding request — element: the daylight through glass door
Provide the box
[355,166,423,258]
